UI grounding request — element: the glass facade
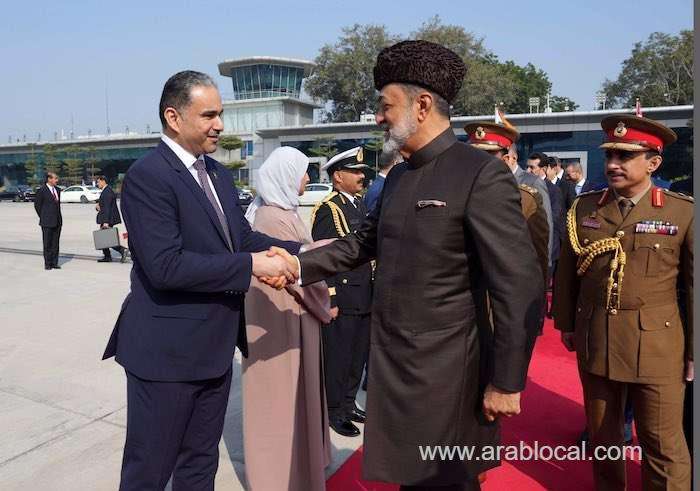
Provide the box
[230,64,304,100]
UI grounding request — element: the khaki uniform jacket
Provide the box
[553,187,693,384]
[520,185,549,286]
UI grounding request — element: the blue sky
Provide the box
[0,0,692,142]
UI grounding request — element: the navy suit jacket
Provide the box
[102,141,301,382]
[544,179,564,263]
[364,174,385,215]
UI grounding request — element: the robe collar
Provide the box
[406,128,457,169]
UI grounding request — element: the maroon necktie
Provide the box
[193,157,232,251]
[51,187,58,201]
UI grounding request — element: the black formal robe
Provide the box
[299,129,543,485]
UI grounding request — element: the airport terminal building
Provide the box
[0,55,692,189]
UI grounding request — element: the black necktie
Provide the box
[619,198,634,219]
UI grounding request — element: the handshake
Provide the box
[252,247,299,289]
[251,239,335,289]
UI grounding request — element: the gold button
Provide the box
[616,231,625,238]
[583,238,590,245]
[612,283,618,290]
[342,279,348,284]
[665,321,671,327]
[609,308,618,315]
[577,307,582,312]
[653,243,660,250]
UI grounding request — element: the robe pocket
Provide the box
[414,206,450,219]
[151,304,209,320]
[634,234,678,277]
[638,305,684,377]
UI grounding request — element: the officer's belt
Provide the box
[583,291,680,310]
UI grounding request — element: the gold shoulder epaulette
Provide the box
[663,189,694,203]
[519,184,537,195]
[310,192,338,226]
[578,188,606,198]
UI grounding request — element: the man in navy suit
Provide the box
[565,160,596,195]
[34,172,62,270]
[364,150,401,214]
[103,71,301,490]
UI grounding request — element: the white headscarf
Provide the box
[244,146,309,225]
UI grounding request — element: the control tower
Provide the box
[215,57,319,185]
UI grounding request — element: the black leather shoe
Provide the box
[349,408,366,424]
[330,420,360,437]
[98,257,112,263]
[120,250,128,263]
[52,265,61,269]
[45,265,52,270]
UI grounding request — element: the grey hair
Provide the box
[566,161,583,173]
[398,83,451,118]
[159,70,218,128]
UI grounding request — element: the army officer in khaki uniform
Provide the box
[554,114,693,490]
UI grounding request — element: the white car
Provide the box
[60,185,102,203]
[298,183,333,206]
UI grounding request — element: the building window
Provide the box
[241,141,254,159]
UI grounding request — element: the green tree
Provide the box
[24,144,40,186]
[219,135,244,163]
[63,145,85,185]
[549,95,579,112]
[410,15,486,60]
[363,131,385,173]
[602,30,693,108]
[308,138,338,159]
[43,144,62,177]
[305,24,399,122]
[84,146,101,182]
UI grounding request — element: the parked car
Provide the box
[60,185,102,203]
[237,188,254,207]
[298,183,333,206]
[0,185,35,202]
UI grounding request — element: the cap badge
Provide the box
[356,148,364,163]
[475,127,486,140]
[614,122,627,138]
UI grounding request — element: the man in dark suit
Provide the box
[95,175,127,263]
[311,147,373,437]
[565,160,596,195]
[33,172,62,270]
[364,150,400,214]
[527,153,564,274]
[546,155,577,209]
[102,71,301,490]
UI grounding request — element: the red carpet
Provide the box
[327,317,642,490]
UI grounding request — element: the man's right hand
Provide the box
[561,332,575,352]
[251,251,297,289]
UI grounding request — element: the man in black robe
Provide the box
[273,41,543,490]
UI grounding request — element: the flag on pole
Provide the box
[495,104,503,124]
[635,98,643,117]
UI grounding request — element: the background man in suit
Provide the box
[102,70,301,490]
[546,155,577,209]
[311,147,373,437]
[566,161,596,195]
[95,175,127,263]
[364,150,401,214]
[34,172,62,270]
[527,153,564,278]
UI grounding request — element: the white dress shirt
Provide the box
[47,184,59,201]
[161,134,225,213]
[339,190,357,207]
[575,178,586,196]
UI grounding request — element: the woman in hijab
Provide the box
[242,146,333,491]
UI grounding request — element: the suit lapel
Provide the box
[205,156,241,251]
[157,142,232,250]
